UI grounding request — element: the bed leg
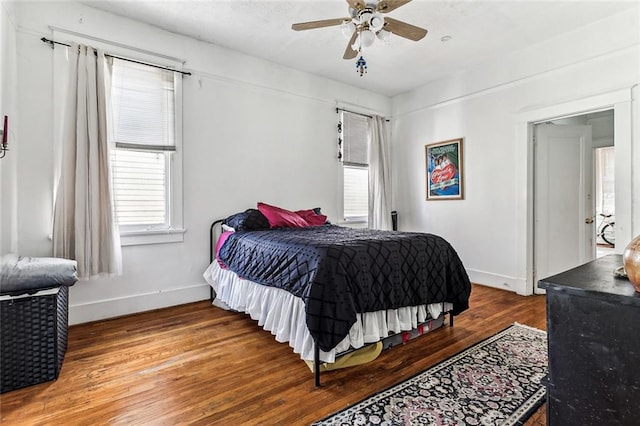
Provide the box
[314,343,321,387]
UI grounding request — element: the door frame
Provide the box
[516,88,634,295]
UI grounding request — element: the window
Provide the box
[110,58,183,245]
[339,111,369,222]
[343,165,368,219]
[595,146,615,216]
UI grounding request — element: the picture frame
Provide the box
[425,138,464,200]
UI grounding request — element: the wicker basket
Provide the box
[0,285,69,393]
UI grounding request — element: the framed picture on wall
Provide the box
[425,138,464,200]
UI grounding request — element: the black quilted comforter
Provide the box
[218,225,471,352]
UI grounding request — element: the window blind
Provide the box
[341,111,369,166]
[110,58,176,151]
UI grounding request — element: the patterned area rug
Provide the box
[314,323,547,426]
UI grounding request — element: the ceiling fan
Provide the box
[292,0,427,74]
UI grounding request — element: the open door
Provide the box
[534,124,594,292]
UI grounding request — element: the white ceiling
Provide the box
[82,0,638,97]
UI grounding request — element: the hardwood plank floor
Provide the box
[0,284,547,425]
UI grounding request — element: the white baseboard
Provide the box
[69,283,211,325]
[466,269,529,296]
[68,270,531,325]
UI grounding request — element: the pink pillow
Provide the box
[295,209,328,226]
[215,231,233,269]
[258,202,310,228]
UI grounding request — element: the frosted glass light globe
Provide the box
[341,21,356,38]
[369,13,384,32]
[377,29,391,41]
[359,29,375,47]
[359,11,372,25]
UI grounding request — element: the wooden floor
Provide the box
[1,284,547,425]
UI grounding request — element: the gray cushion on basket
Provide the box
[0,254,78,296]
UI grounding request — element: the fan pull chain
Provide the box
[355,54,367,77]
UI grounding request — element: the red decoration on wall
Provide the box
[0,115,8,159]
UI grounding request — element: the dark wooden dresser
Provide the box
[538,254,640,425]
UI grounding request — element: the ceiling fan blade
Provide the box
[343,31,359,60]
[376,0,412,13]
[383,17,427,41]
[292,18,349,31]
[345,0,366,11]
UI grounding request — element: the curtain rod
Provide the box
[336,107,390,122]
[41,37,192,76]
[336,107,372,118]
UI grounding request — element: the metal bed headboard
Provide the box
[209,219,226,264]
[209,218,225,301]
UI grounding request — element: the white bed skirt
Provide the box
[203,261,453,363]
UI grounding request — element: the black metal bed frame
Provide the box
[207,218,454,387]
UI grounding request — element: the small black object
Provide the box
[391,211,398,231]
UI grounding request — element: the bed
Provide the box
[203,204,472,385]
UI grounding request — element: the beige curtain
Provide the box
[368,115,392,230]
[52,43,122,279]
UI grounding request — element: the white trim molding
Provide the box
[69,282,209,325]
[516,87,635,295]
[466,268,528,296]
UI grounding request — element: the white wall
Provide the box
[11,1,389,324]
[0,1,18,255]
[391,7,640,295]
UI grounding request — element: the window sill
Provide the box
[120,228,186,246]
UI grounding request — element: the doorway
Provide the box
[533,109,614,293]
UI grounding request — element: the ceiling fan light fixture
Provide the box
[376,29,391,41]
[369,12,384,32]
[359,11,373,25]
[341,21,356,38]
[359,29,376,47]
